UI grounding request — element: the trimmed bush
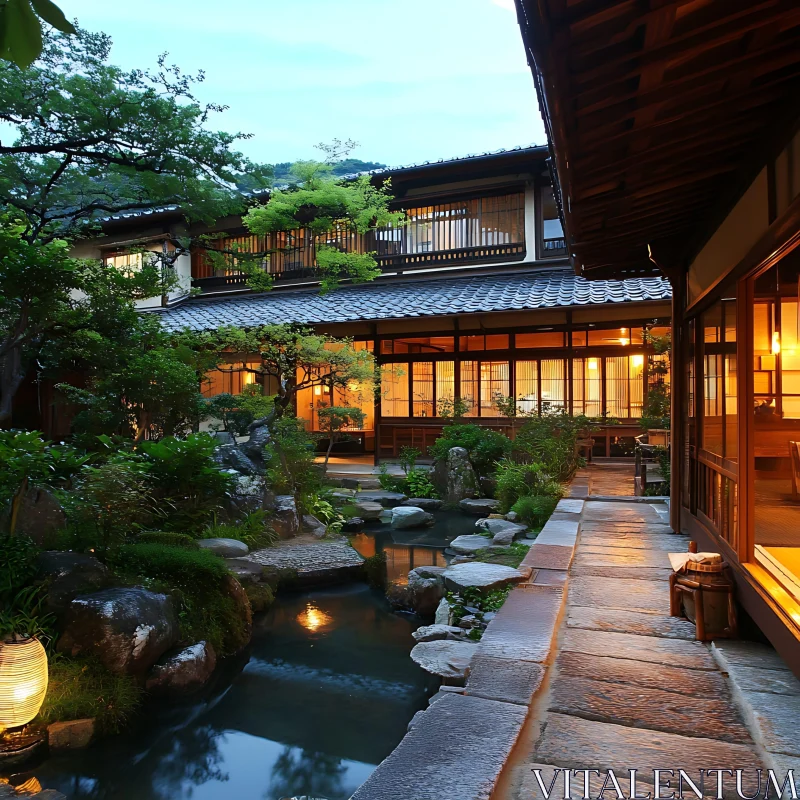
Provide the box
[511,495,558,530]
[495,459,563,512]
[137,531,199,549]
[429,424,511,476]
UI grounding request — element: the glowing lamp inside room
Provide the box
[588,358,599,371]
[772,331,781,355]
[0,637,48,732]
[631,354,645,368]
[314,385,323,396]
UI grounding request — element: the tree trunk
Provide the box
[323,432,336,468]
[0,345,29,428]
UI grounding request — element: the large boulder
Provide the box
[145,641,217,695]
[210,431,236,446]
[432,447,480,504]
[58,588,179,674]
[354,490,408,507]
[459,497,500,516]
[391,506,434,530]
[434,597,453,625]
[222,574,253,651]
[442,562,526,593]
[271,495,300,539]
[491,529,516,547]
[353,500,383,520]
[401,497,443,511]
[410,640,478,682]
[238,423,272,467]
[213,444,262,476]
[301,514,327,538]
[36,551,111,615]
[198,538,249,558]
[341,517,365,532]
[407,566,446,617]
[449,534,492,555]
[226,472,267,515]
[12,487,66,546]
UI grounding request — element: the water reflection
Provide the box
[14,585,427,800]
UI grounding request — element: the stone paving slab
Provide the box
[534,531,579,547]
[528,568,568,587]
[548,675,751,743]
[712,639,794,672]
[740,690,800,756]
[534,714,764,798]
[555,651,732,697]
[465,653,545,706]
[477,585,563,663]
[521,543,575,571]
[567,606,698,640]
[567,564,675,582]
[578,533,686,551]
[715,661,800,695]
[561,628,717,670]
[569,575,670,613]
[350,692,526,800]
[573,546,671,568]
[555,498,584,514]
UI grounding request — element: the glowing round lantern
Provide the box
[0,637,48,731]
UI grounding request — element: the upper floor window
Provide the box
[539,185,567,258]
[104,251,147,277]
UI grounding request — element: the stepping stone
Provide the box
[198,538,249,558]
[350,693,526,800]
[450,534,493,555]
[412,624,465,643]
[401,497,443,510]
[353,500,383,520]
[410,640,478,681]
[555,651,731,697]
[535,714,763,798]
[477,585,563,663]
[548,675,750,743]
[442,562,526,592]
[566,606,697,640]
[465,653,545,705]
[561,628,717,671]
[459,498,499,515]
[569,575,670,613]
[356,490,408,506]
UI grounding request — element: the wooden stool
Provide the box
[670,557,738,641]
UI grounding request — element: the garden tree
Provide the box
[233,139,404,294]
[0,218,168,425]
[186,323,375,427]
[0,26,270,244]
[316,405,366,467]
[641,328,671,431]
[0,0,74,68]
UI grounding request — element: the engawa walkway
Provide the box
[502,499,768,800]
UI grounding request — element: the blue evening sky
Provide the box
[59,0,545,167]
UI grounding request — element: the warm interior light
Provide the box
[348,383,360,392]
[619,338,630,346]
[772,331,781,355]
[632,354,644,368]
[296,604,331,633]
[588,358,599,371]
[0,638,48,731]
[314,385,322,396]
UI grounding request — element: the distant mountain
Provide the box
[272,158,387,182]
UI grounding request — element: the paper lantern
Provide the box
[0,637,48,731]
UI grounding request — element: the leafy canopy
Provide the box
[0,0,74,68]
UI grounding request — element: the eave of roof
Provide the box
[151,268,672,333]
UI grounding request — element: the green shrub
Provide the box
[404,468,439,499]
[377,463,406,492]
[511,495,558,530]
[203,511,278,550]
[137,531,199,549]
[429,424,511,475]
[513,412,588,482]
[264,417,321,496]
[0,534,38,598]
[108,543,246,656]
[398,446,421,475]
[495,459,562,512]
[39,655,141,734]
[140,433,234,532]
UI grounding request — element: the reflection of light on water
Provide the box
[296,603,332,632]
[13,778,42,794]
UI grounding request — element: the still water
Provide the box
[25,585,431,800]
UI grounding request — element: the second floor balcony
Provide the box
[191,191,532,291]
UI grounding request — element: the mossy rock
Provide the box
[245,582,275,613]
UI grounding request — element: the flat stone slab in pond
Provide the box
[466,653,545,705]
[442,562,527,592]
[353,500,383,519]
[356,490,408,506]
[548,674,750,743]
[450,534,492,555]
[391,506,434,529]
[567,606,697,640]
[556,650,730,697]
[197,538,249,557]
[412,624,465,643]
[350,692,526,800]
[534,714,763,797]
[402,497,443,510]
[410,639,478,680]
[246,541,364,581]
[459,498,499,515]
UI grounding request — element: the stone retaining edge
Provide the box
[349,497,584,800]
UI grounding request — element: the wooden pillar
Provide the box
[669,270,685,533]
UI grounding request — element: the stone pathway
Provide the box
[581,463,635,497]
[504,500,771,800]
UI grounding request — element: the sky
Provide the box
[58,0,545,168]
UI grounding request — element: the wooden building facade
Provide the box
[516,0,800,673]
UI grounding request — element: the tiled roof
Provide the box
[153,269,672,332]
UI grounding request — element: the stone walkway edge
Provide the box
[350,494,585,800]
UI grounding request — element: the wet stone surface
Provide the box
[567,606,698,640]
[246,540,364,577]
[466,654,545,706]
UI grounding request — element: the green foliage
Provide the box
[474,541,531,569]
[317,405,366,466]
[109,543,246,656]
[0,0,75,69]
[641,384,671,431]
[513,412,590,482]
[404,468,439,499]
[39,656,141,735]
[137,531,199,549]
[203,385,275,436]
[430,424,512,476]
[265,416,321,496]
[642,330,672,431]
[0,533,38,597]
[398,446,421,475]
[447,585,512,622]
[495,459,563,513]
[140,433,234,532]
[377,463,406,492]
[244,582,275,613]
[203,511,278,550]
[315,246,381,295]
[511,495,558,530]
[272,158,386,182]
[437,397,472,424]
